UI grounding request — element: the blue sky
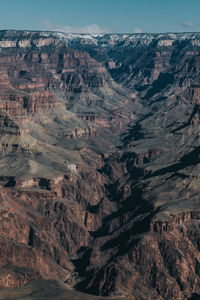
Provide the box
[0,0,199,34]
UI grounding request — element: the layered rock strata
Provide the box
[0,30,200,299]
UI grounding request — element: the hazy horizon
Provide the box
[0,0,199,35]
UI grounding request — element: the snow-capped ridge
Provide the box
[0,30,200,49]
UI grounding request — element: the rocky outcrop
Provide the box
[151,211,200,233]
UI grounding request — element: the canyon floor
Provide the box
[0,30,200,299]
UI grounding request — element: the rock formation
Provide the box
[0,30,199,299]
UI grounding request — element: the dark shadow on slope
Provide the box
[100,213,152,252]
[4,177,16,188]
[171,104,200,134]
[39,178,51,190]
[147,145,200,178]
[71,248,92,277]
[122,123,144,144]
[121,113,152,145]
[28,227,35,247]
[169,40,190,65]
[87,200,103,214]
[152,96,167,103]
[188,294,200,300]
[90,186,155,241]
[143,73,174,99]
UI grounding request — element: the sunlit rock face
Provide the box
[0,29,200,299]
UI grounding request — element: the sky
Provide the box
[0,0,200,34]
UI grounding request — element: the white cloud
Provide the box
[133,28,143,33]
[182,21,195,28]
[40,20,112,34]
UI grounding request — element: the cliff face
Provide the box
[0,30,200,299]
